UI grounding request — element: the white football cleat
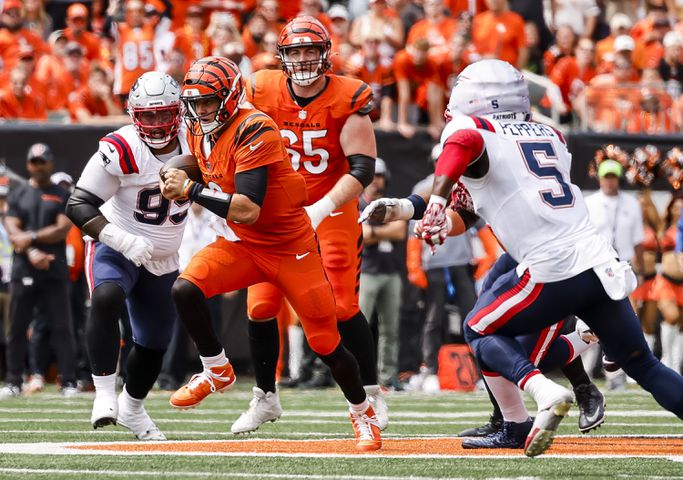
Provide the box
[91,394,118,429]
[364,385,388,431]
[231,387,283,434]
[117,392,166,441]
[524,387,573,457]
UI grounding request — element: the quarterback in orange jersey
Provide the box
[160,56,381,452]
[230,15,388,435]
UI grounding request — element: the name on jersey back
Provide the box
[498,122,556,137]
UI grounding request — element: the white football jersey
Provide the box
[441,115,616,282]
[76,124,191,275]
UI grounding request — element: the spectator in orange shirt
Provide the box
[350,0,404,58]
[631,3,668,44]
[23,0,53,40]
[632,16,669,70]
[447,0,488,16]
[298,0,333,32]
[407,0,459,56]
[0,0,49,71]
[394,38,444,140]
[242,12,270,58]
[347,31,397,130]
[172,5,211,72]
[250,31,280,72]
[542,38,597,123]
[0,67,48,121]
[472,0,527,68]
[64,3,102,63]
[259,0,286,34]
[543,25,576,76]
[69,65,121,122]
[597,34,636,74]
[434,33,477,98]
[201,0,257,27]
[37,41,89,112]
[596,13,632,65]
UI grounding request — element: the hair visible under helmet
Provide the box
[127,71,182,148]
[180,56,244,135]
[277,15,332,86]
[445,59,531,121]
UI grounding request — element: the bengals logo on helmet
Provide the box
[181,56,245,135]
[277,16,331,87]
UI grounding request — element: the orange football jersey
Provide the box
[113,23,156,95]
[246,70,373,204]
[186,107,315,252]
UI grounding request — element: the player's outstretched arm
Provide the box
[306,114,377,229]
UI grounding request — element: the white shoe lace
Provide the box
[187,368,229,394]
[351,411,379,440]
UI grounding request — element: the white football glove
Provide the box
[304,195,336,230]
[99,223,154,267]
[358,197,415,224]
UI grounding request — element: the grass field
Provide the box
[0,379,681,479]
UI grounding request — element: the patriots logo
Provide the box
[99,152,111,166]
[605,267,614,278]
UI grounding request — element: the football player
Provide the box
[66,71,190,440]
[161,56,381,451]
[360,59,683,456]
[233,15,387,435]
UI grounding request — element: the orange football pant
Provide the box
[180,237,340,356]
[248,201,363,323]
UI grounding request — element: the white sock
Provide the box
[521,373,571,411]
[561,332,597,363]
[92,373,117,398]
[200,349,228,369]
[348,398,370,414]
[643,333,656,352]
[581,344,600,381]
[288,325,304,379]
[364,385,381,396]
[120,385,144,410]
[483,374,530,423]
[660,323,677,369]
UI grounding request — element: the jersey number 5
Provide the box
[519,141,574,208]
[280,129,329,174]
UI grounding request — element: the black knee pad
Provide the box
[125,343,166,399]
[172,278,204,309]
[90,282,126,315]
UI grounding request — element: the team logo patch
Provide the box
[605,267,614,278]
[299,110,307,120]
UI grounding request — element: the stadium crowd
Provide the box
[0,0,682,133]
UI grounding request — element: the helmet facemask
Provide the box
[181,70,244,135]
[279,44,330,86]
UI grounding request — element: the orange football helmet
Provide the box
[277,15,331,86]
[180,56,244,135]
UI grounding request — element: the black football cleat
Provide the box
[574,383,606,433]
[461,420,533,449]
[457,414,503,437]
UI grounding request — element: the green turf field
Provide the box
[0,380,681,479]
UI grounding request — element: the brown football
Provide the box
[159,154,204,184]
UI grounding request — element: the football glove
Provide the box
[99,223,154,267]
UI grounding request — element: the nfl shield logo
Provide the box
[299,110,307,120]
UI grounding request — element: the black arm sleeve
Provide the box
[66,187,107,237]
[235,166,267,207]
[347,154,375,188]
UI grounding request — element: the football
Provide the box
[159,154,204,184]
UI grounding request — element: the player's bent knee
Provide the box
[248,302,280,321]
[307,331,340,357]
[172,278,205,308]
[91,282,125,313]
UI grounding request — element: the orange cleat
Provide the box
[169,363,236,409]
[350,405,382,451]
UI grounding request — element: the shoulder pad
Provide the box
[98,127,139,176]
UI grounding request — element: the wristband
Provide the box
[407,194,427,219]
[182,179,195,198]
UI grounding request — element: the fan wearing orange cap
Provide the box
[0,0,49,69]
[64,3,102,62]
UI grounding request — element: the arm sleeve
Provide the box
[434,129,485,182]
[235,166,268,206]
[347,154,375,188]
